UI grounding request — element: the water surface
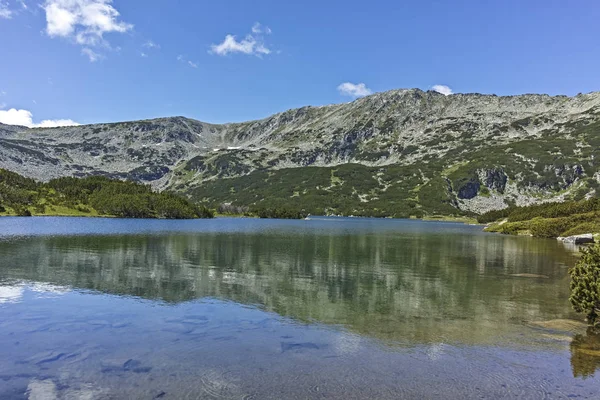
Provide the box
[0,217,599,399]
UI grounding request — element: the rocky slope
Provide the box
[1,88,600,217]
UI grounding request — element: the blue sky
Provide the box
[1,0,599,127]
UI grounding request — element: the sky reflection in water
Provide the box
[0,217,599,399]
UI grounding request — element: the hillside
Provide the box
[1,89,600,217]
[479,198,600,238]
[0,169,213,219]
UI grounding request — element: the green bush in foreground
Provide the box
[570,244,600,326]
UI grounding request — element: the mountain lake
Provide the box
[0,216,599,399]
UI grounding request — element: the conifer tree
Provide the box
[569,244,600,326]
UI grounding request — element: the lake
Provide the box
[0,217,599,399]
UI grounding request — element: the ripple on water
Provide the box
[197,369,248,400]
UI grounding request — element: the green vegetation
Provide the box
[216,203,251,217]
[569,244,600,326]
[214,203,306,219]
[172,115,600,219]
[186,163,467,219]
[0,169,213,219]
[480,198,600,238]
[251,207,308,219]
[4,108,600,221]
[479,198,600,224]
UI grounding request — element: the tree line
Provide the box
[0,169,213,219]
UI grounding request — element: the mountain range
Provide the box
[1,88,599,217]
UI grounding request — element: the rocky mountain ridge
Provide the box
[1,88,600,217]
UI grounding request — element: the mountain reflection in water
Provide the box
[0,217,599,398]
[0,223,579,345]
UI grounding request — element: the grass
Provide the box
[485,211,600,238]
[0,169,213,219]
[1,204,109,217]
[422,215,479,224]
[40,205,102,217]
[213,212,255,218]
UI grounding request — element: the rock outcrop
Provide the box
[557,234,595,245]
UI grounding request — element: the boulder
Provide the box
[557,234,595,245]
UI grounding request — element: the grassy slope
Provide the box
[0,169,213,219]
[185,163,456,218]
[481,198,600,238]
[0,204,105,217]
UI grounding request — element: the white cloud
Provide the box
[36,118,80,127]
[211,35,253,55]
[140,40,159,57]
[43,0,132,61]
[0,108,80,128]
[337,82,372,97]
[251,22,270,35]
[431,84,453,96]
[0,1,12,18]
[143,40,159,49]
[176,54,198,68]
[210,23,272,57]
[1,0,32,19]
[81,47,101,62]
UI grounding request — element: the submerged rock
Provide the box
[26,379,58,400]
[529,319,588,333]
[540,333,572,342]
[509,273,549,279]
[281,342,321,353]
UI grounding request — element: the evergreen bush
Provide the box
[569,245,600,326]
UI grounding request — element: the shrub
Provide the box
[477,208,511,224]
[569,245,600,326]
[76,205,91,213]
[14,206,32,217]
[528,217,573,238]
[218,203,249,215]
[478,198,600,224]
[0,168,213,219]
[562,221,600,237]
[252,207,307,219]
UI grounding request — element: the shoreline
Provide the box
[0,213,481,225]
